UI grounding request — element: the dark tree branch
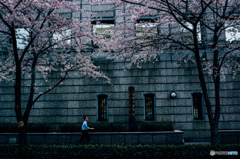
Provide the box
[0,13,12,30]
[14,0,23,9]
[0,2,12,14]
[0,30,11,35]
[219,46,240,70]
[32,69,71,105]
[20,9,54,62]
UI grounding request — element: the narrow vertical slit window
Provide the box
[98,95,107,121]
[192,93,203,120]
[128,86,135,121]
[145,94,154,121]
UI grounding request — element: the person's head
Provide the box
[84,116,88,121]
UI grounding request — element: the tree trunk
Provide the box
[14,56,23,146]
[11,23,25,146]
[212,44,221,144]
[18,124,27,145]
[18,124,27,158]
[210,122,219,145]
[15,65,24,145]
[211,71,220,145]
[192,29,219,145]
[19,57,37,145]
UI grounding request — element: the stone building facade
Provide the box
[0,0,240,142]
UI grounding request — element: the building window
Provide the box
[93,20,114,43]
[135,19,158,40]
[225,20,240,42]
[98,95,108,121]
[15,28,30,49]
[52,29,71,48]
[180,22,201,44]
[91,20,115,48]
[192,93,203,120]
[59,12,72,20]
[145,94,155,121]
[128,86,135,121]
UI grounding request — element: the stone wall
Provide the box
[0,131,184,144]
[219,130,240,144]
[0,0,240,142]
[0,52,240,141]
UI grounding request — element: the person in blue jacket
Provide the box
[77,116,94,144]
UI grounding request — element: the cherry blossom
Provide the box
[91,0,240,145]
[0,0,108,145]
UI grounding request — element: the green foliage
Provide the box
[0,144,239,158]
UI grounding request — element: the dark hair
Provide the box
[84,116,87,120]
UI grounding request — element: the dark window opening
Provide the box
[192,93,203,120]
[128,86,135,121]
[98,95,107,121]
[92,20,115,25]
[145,94,154,121]
[59,12,72,20]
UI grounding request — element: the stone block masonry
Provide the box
[0,0,240,142]
[0,131,184,144]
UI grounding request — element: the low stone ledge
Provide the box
[218,130,240,144]
[0,130,184,145]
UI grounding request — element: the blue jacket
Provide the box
[82,121,89,130]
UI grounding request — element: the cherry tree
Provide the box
[0,0,108,145]
[92,0,240,144]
